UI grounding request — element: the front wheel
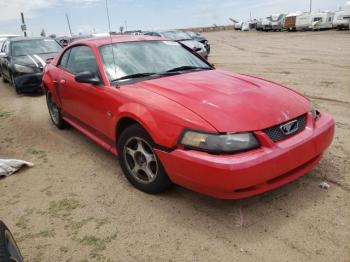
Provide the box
[10,74,21,94]
[118,124,172,194]
[46,90,67,129]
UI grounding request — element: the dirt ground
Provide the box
[0,30,349,262]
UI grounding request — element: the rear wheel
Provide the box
[0,221,23,262]
[118,124,172,194]
[46,90,67,129]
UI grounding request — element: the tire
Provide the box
[10,74,21,94]
[2,75,8,83]
[0,221,23,262]
[118,124,172,194]
[46,90,68,129]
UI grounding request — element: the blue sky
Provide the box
[0,0,347,36]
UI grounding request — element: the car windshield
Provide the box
[187,31,199,37]
[99,40,210,82]
[11,39,62,56]
[161,31,192,41]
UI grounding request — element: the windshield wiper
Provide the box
[164,66,212,73]
[111,73,157,82]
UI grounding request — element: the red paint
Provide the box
[43,36,335,199]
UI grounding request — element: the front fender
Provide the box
[42,65,62,107]
[115,98,216,148]
[115,102,183,148]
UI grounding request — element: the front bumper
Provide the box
[204,44,210,54]
[14,73,43,92]
[156,112,335,199]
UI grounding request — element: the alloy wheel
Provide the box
[123,137,158,184]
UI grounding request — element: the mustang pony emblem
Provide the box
[280,120,299,135]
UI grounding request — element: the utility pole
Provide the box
[20,12,27,37]
[66,13,73,36]
[124,20,128,32]
[309,0,312,13]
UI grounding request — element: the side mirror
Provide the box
[75,71,100,85]
[45,57,54,64]
[0,52,8,58]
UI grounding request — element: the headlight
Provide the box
[14,64,35,73]
[180,130,260,154]
[310,103,320,120]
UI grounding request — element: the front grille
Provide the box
[264,114,306,142]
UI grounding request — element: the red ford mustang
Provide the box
[42,36,335,199]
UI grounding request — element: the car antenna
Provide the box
[105,0,118,85]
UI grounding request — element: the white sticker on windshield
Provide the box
[44,39,55,42]
[162,41,180,46]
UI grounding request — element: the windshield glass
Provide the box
[161,31,192,41]
[187,31,199,37]
[99,40,210,81]
[11,39,62,56]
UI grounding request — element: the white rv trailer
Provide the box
[261,17,271,31]
[270,14,286,31]
[241,22,250,31]
[262,14,285,31]
[241,20,257,31]
[284,11,309,31]
[333,11,349,29]
[295,12,313,30]
[344,1,350,29]
[234,22,243,30]
[310,11,335,30]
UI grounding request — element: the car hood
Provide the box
[137,70,309,132]
[179,40,204,49]
[12,52,57,68]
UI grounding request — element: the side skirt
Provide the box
[62,113,118,156]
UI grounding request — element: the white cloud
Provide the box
[63,0,102,8]
[0,0,57,21]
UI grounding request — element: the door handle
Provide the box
[60,79,66,85]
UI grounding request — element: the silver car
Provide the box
[143,30,208,59]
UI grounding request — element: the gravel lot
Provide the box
[0,30,349,262]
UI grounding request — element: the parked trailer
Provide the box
[295,13,313,31]
[333,11,350,29]
[284,11,307,31]
[261,17,271,31]
[310,12,335,30]
[269,14,286,31]
[234,22,243,30]
[256,18,264,31]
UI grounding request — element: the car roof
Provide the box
[9,37,54,42]
[72,35,167,47]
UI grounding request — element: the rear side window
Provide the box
[66,45,99,75]
[59,49,71,68]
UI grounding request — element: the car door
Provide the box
[58,45,116,144]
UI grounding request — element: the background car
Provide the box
[185,31,210,54]
[56,35,92,47]
[0,35,20,77]
[143,30,208,59]
[0,37,62,94]
[42,36,334,199]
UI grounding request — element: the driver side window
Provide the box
[65,45,99,76]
